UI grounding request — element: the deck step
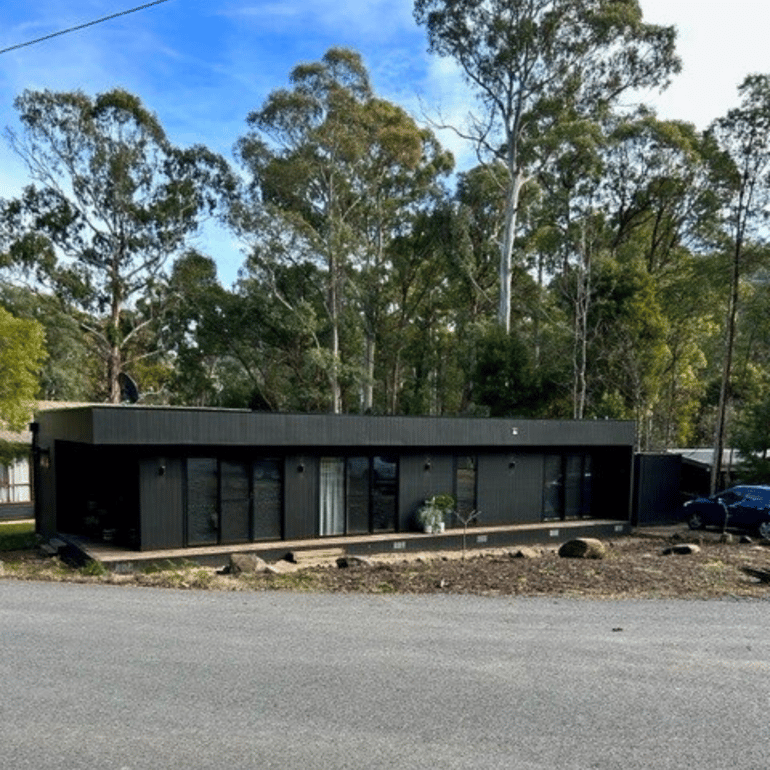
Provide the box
[285,547,345,564]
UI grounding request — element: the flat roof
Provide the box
[36,406,636,449]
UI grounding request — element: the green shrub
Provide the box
[80,559,108,577]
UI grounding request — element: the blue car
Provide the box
[684,485,770,538]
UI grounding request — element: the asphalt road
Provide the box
[1,581,769,770]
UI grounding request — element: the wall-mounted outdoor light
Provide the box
[297,462,305,473]
[35,445,51,470]
[509,460,517,470]
[424,459,432,471]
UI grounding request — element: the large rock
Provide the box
[558,538,606,560]
[228,553,269,576]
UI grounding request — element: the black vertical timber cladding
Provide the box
[47,408,633,451]
[35,408,637,548]
[139,457,184,550]
[399,454,453,530]
[633,454,682,525]
[478,453,544,525]
[284,454,318,539]
[509,453,547,523]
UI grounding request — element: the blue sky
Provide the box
[1,0,769,286]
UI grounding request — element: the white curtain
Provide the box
[319,458,345,535]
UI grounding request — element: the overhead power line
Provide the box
[0,0,173,55]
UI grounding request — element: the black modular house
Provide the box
[33,406,635,553]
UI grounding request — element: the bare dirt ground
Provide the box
[4,528,770,598]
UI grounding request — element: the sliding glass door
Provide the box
[319,455,398,536]
[186,456,283,545]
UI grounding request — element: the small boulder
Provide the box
[661,543,701,555]
[741,566,770,583]
[336,555,374,569]
[228,553,269,576]
[558,538,606,560]
[510,547,541,559]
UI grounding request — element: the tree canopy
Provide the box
[0,306,45,430]
[1,88,233,402]
[2,42,770,480]
[414,0,680,332]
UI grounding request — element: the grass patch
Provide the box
[0,520,36,551]
[79,559,108,577]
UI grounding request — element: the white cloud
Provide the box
[639,0,770,128]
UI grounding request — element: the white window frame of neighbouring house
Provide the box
[0,457,31,504]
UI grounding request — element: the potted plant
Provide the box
[416,494,455,533]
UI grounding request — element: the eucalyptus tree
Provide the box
[533,117,606,418]
[234,47,452,413]
[161,250,329,411]
[706,74,770,491]
[602,111,718,272]
[0,88,233,403]
[598,112,719,446]
[347,98,452,411]
[414,0,680,333]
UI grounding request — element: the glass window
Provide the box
[187,458,218,545]
[0,458,31,503]
[580,455,593,518]
[346,457,370,534]
[220,460,250,543]
[319,458,345,536]
[318,456,398,536]
[542,454,563,521]
[455,456,477,526]
[252,458,282,540]
[372,456,397,531]
[564,454,583,519]
[543,454,592,521]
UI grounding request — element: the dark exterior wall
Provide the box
[35,452,56,540]
[399,453,454,530]
[478,452,544,526]
[284,454,317,539]
[0,502,33,521]
[139,457,184,550]
[36,407,635,450]
[633,454,682,525]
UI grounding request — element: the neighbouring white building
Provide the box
[1,402,92,520]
